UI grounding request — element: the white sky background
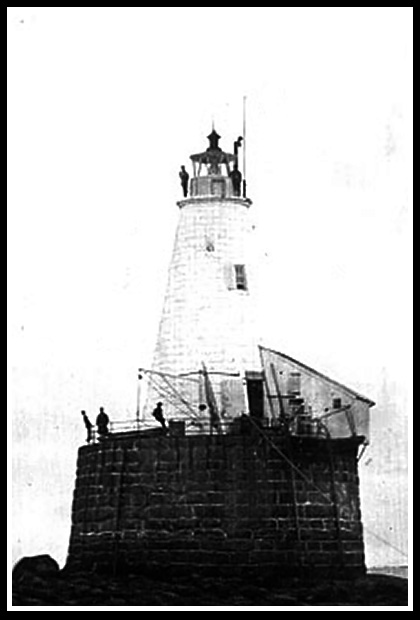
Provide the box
[8,7,412,570]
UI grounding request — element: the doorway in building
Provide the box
[245,371,264,419]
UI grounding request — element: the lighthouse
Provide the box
[144,129,262,428]
[67,124,375,578]
[142,129,374,440]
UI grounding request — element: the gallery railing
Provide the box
[87,414,329,444]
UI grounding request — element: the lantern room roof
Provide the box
[190,129,236,164]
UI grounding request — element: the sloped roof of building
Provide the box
[259,345,376,407]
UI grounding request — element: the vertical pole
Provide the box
[258,346,275,419]
[242,95,247,198]
[239,368,248,416]
[270,363,286,423]
[269,362,302,570]
[136,370,142,430]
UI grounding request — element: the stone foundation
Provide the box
[66,430,366,577]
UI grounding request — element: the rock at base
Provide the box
[13,555,60,584]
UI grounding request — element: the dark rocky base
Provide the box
[68,435,367,577]
[12,570,408,606]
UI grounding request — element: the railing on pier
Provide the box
[87,415,330,445]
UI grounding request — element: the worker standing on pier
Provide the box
[152,402,167,430]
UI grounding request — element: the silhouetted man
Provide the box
[230,164,242,196]
[81,410,93,443]
[96,406,110,438]
[179,165,189,197]
[152,402,167,430]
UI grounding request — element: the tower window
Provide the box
[205,237,215,252]
[287,372,301,396]
[333,397,342,409]
[211,179,225,197]
[234,264,248,290]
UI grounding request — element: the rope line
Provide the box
[247,416,334,505]
[364,529,409,559]
[161,373,201,419]
[147,374,192,420]
[247,417,408,559]
[147,373,204,424]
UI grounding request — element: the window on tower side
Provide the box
[234,264,248,290]
[287,372,301,396]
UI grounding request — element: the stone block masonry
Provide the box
[66,432,366,578]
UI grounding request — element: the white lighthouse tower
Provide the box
[142,128,374,438]
[143,129,261,429]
